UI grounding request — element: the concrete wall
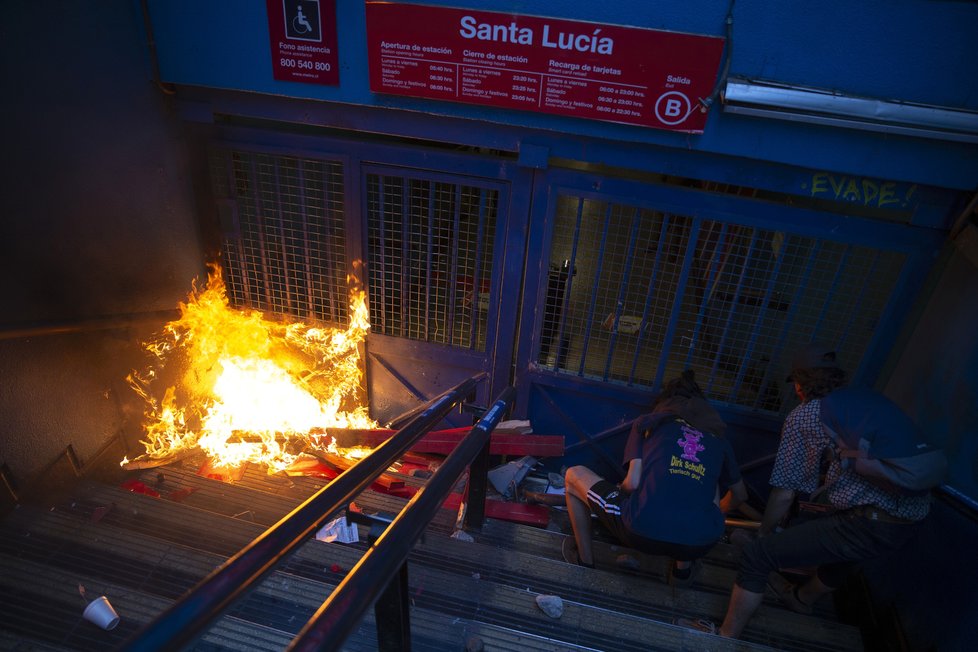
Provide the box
[0,0,205,482]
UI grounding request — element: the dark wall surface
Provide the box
[887,233,978,514]
[859,497,978,652]
[878,229,978,651]
[0,0,205,480]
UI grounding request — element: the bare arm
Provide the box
[718,479,748,514]
[621,458,641,493]
[759,486,796,537]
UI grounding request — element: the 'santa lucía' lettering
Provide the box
[459,16,533,44]
[542,25,613,54]
[459,16,614,54]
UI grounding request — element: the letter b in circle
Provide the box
[654,91,691,125]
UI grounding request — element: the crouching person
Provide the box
[701,344,933,639]
[562,370,746,586]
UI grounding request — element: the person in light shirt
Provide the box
[681,344,930,637]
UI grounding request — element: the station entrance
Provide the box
[207,129,943,435]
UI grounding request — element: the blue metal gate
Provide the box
[361,160,529,425]
[208,135,531,426]
[513,168,945,466]
[208,134,945,464]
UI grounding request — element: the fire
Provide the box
[125,265,376,473]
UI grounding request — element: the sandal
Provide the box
[674,617,717,634]
[784,584,815,615]
[767,574,814,615]
[669,559,700,588]
[561,536,594,568]
[615,553,641,571]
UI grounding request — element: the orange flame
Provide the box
[125,265,376,473]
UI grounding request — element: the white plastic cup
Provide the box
[82,596,120,630]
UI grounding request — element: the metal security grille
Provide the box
[543,195,906,414]
[210,150,349,325]
[365,172,498,350]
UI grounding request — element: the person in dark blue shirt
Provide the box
[562,370,746,584]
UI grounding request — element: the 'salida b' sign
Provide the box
[365,2,725,133]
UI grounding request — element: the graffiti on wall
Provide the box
[807,173,918,210]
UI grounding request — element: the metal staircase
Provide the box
[0,446,866,652]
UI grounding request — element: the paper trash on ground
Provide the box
[496,419,532,434]
[316,516,359,544]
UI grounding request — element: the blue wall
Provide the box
[144,0,978,190]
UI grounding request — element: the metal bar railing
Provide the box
[117,373,484,652]
[287,385,516,652]
[461,420,492,530]
[0,310,178,341]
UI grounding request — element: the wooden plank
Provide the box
[330,427,565,456]
[427,431,565,456]
[485,500,551,527]
[290,452,405,491]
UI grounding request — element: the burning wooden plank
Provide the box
[120,450,194,471]
[305,449,405,491]
[198,458,248,482]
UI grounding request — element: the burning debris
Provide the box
[123,264,377,474]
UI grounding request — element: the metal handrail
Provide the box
[288,385,516,651]
[117,373,484,652]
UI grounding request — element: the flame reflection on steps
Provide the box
[123,264,377,473]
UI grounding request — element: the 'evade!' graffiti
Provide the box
[808,173,917,209]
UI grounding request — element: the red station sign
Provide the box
[365,2,726,133]
[267,0,339,85]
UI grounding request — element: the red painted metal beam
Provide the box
[331,428,564,457]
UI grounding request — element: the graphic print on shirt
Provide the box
[669,422,707,482]
[677,423,705,461]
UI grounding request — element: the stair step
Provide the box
[3,477,862,651]
[133,461,460,534]
[130,463,850,628]
[0,506,615,651]
[128,462,745,589]
[0,553,298,651]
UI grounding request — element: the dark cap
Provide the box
[786,342,838,382]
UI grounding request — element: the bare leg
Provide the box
[718,584,764,638]
[563,465,603,566]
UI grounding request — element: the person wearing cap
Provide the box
[687,343,930,638]
[561,370,747,586]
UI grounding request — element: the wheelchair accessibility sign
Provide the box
[267,0,339,85]
[284,0,321,42]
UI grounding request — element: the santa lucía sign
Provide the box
[365,2,726,133]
